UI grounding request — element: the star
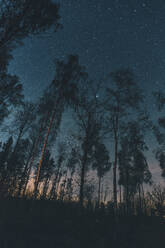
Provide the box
[142,3,146,8]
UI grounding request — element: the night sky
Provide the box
[8,0,165,184]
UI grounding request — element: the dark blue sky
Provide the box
[8,0,165,100]
[8,0,165,183]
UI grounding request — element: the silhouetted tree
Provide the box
[0,0,61,125]
[74,83,104,207]
[65,147,79,201]
[154,91,165,178]
[20,122,44,197]
[11,102,36,153]
[92,142,111,206]
[0,73,23,124]
[34,150,55,199]
[0,136,31,196]
[147,184,165,217]
[8,138,30,195]
[105,69,142,209]
[0,136,13,196]
[0,0,61,72]
[34,55,87,197]
[49,142,67,200]
[118,121,152,214]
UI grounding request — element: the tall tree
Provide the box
[105,69,142,209]
[65,147,80,201]
[0,136,31,196]
[34,150,55,199]
[8,138,30,195]
[0,73,23,124]
[0,136,13,195]
[0,0,61,124]
[34,55,87,196]
[118,121,152,214]
[11,102,36,153]
[92,142,111,206]
[154,91,165,178]
[49,142,67,200]
[74,83,104,206]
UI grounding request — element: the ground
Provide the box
[0,199,164,248]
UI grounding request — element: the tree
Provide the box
[34,150,55,199]
[0,136,13,195]
[153,91,165,178]
[11,102,36,153]
[0,0,61,124]
[0,136,31,196]
[0,0,61,71]
[74,83,104,206]
[92,142,111,206]
[8,137,31,195]
[34,55,87,196]
[147,184,165,217]
[0,73,23,124]
[65,147,79,201]
[105,69,142,209]
[4,102,37,196]
[118,121,152,214]
[49,142,67,200]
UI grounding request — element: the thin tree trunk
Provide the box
[98,176,101,207]
[56,171,63,196]
[126,167,129,215]
[22,117,48,196]
[79,163,85,207]
[141,184,145,214]
[42,177,49,199]
[34,105,58,198]
[101,183,104,203]
[49,176,57,200]
[8,127,25,195]
[113,163,117,206]
[119,185,122,204]
[17,140,35,197]
[79,147,88,207]
[12,126,24,155]
[113,116,118,211]
[49,160,62,199]
[138,184,142,214]
[112,116,119,242]
[60,171,68,201]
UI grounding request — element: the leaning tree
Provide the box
[33,55,87,198]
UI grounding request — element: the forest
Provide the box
[0,0,165,248]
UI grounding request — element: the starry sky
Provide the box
[8,0,165,184]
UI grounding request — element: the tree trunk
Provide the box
[126,167,129,215]
[22,117,48,196]
[138,184,142,214]
[79,146,88,207]
[113,116,118,211]
[42,177,49,199]
[141,183,145,214]
[49,160,62,199]
[60,171,68,201]
[98,176,101,207]
[119,185,122,204]
[12,126,24,155]
[8,126,25,195]
[56,171,63,197]
[17,140,35,197]
[34,104,59,198]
